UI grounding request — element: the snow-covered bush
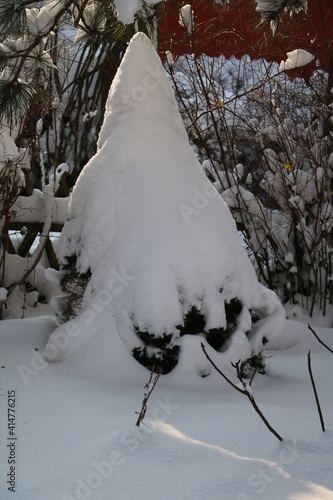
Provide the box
[224,108,333,315]
[167,46,333,314]
[44,33,285,376]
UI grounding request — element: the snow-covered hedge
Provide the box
[168,49,333,314]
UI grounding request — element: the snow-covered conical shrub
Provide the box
[44,33,285,374]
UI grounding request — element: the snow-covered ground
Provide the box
[1,24,332,500]
[0,313,333,499]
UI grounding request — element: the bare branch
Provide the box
[307,350,325,432]
[308,325,333,354]
[201,342,283,442]
[135,366,160,427]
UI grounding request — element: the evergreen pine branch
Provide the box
[28,44,58,71]
[0,0,27,37]
[0,0,75,125]
[72,1,124,45]
[255,0,308,34]
[0,78,35,123]
[2,1,73,83]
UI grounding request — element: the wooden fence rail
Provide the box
[6,222,63,270]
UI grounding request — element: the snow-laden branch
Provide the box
[279,49,315,72]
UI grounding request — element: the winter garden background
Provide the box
[0,1,333,499]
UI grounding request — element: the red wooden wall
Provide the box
[158,0,333,75]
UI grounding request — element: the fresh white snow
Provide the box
[27,0,66,36]
[114,0,166,25]
[0,312,333,499]
[279,49,315,72]
[113,0,142,24]
[179,5,194,34]
[0,287,7,302]
[0,128,21,165]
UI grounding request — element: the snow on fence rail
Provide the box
[10,194,68,226]
[7,222,63,271]
[3,194,69,270]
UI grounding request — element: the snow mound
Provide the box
[44,32,285,375]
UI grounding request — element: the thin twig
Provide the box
[249,366,258,387]
[308,324,333,354]
[135,367,160,427]
[201,343,283,442]
[307,350,325,432]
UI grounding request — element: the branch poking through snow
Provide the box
[135,366,160,427]
[308,325,333,354]
[307,350,325,432]
[201,342,283,442]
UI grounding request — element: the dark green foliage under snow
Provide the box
[133,330,180,375]
[60,255,91,322]
[132,298,248,374]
